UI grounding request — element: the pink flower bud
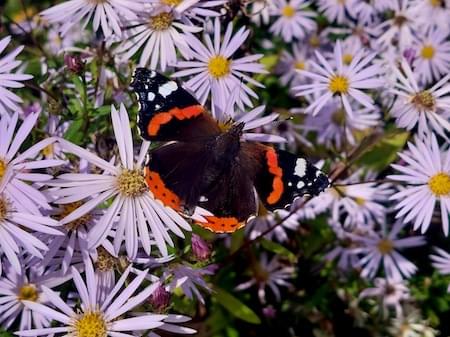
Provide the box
[191,234,211,261]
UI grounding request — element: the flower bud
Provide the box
[191,234,211,261]
[64,54,85,75]
[148,284,170,312]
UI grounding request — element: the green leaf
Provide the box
[355,130,409,170]
[0,329,13,337]
[64,119,85,145]
[261,238,297,262]
[214,287,261,324]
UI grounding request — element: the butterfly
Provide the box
[131,68,329,233]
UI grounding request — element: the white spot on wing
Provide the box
[158,81,178,98]
[296,181,305,189]
[147,92,155,101]
[199,196,208,202]
[294,158,307,178]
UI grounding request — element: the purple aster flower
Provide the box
[269,0,317,42]
[0,261,71,330]
[0,36,33,116]
[318,0,357,24]
[173,18,267,113]
[430,247,450,292]
[352,221,425,281]
[16,259,195,336]
[388,134,450,235]
[40,0,141,38]
[294,41,383,117]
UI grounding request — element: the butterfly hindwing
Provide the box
[131,68,220,142]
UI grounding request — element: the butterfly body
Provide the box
[131,68,329,233]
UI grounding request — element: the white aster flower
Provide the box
[50,104,191,258]
[359,277,410,318]
[388,308,438,337]
[430,247,450,292]
[388,134,450,235]
[353,221,425,281]
[412,28,450,85]
[250,0,274,25]
[17,260,194,336]
[295,41,383,117]
[173,18,267,114]
[40,0,141,38]
[145,0,225,21]
[275,42,311,87]
[317,0,357,24]
[116,5,201,71]
[0,36,33,116]
[269,0,317,42]
[389,59,450,138]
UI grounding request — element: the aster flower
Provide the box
[0,112,63,214]
[412,28,450,85]
[389,59,450,138]
[430,247,450,292]
[324,221,360,271]
[269,0,317,42]
[388,308,438,337]
[49,104,191,258]
[173,18,267,113]
[145,0,225,22]
[359,278,410,317]
[235,254,294,303]
[116,5,201,71]
[250,0,274,25]
[375,0,419,50]
[16,259,194,336]
[411,0,450,31]
[275,42,311,87]
[317,0,357,24]
[294,41,383,117]
[353,221,425,281]
[40,0,141,38]
[0,261,71,330]
[388,134,450,235]
[0,36,33,116]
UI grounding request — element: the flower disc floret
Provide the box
[428,173,450,196]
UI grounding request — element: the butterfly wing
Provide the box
[245,143,330,211]
[131,68,221,142]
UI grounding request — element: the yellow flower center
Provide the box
[282,5,295,17]
[328,75,350,94]
[42,144,54,158]
[354,197,366,206]
[74,311,107,337]
[17,284,39,302]
[332,186,346,198]
[12,7,36,22]
[149,12,173,31]
[429,0,444,7]
[411,90,436,112]
[309,35,320,48]
[94,247,117,273]
[58,202,93,231]
[208,56,231,78]
[342,53,353,65]
[421,44,435,60]
[0,158,6,181]
[294,61,305,70]
[162,0,182,5]
[331,108,346,126]
[428,172,450,196]
[117,169,148,197]
[0,196,10,222]
[377,238,394,254]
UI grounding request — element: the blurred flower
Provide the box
[269,0,317,42]
[17,260,193,336]
[295,41,383,117]
[250,0,274,25]
[412,28,450,85]
[0,36,33,116]
[50,104,191,258]
[41,0,140,38]
[173,18,267,113]
[389,59,450,138]
[191,234,211,261]
[145,0,225,22]
[275,42,311,87]
[64,54,85,75]
[235,254,294,303]
[353,221,425,281]
[388,134,450,235]
[324,221,360,271]
[165,264,215,304]
[318,0,357,24]
[116,5,201,71]
[430,247,450,292]
[262,305,277,318]
[388,308,438,337]
[0,261,70,330]
[359,278,410,318]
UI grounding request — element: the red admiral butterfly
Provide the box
[131,68,329,233]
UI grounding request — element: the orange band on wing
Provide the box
[145,167,181,211]
[265,148,284,205]
[197,216,245,233]
[147,105,204,136]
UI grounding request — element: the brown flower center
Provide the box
[149,12,173,31]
